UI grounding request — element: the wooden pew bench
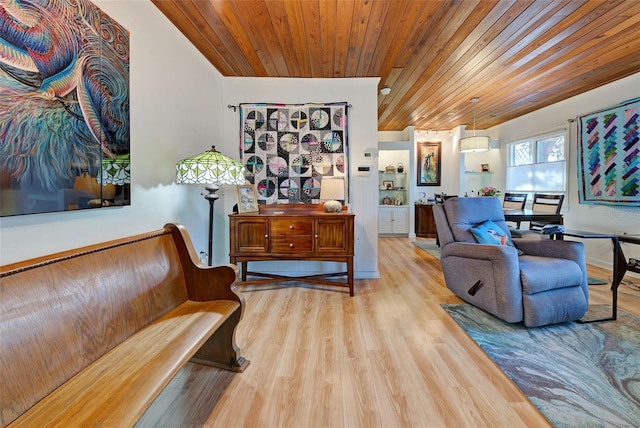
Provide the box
[0,223,249,427]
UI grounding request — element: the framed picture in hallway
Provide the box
[417,142,441,186]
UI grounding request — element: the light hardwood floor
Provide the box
[137,237,640,428]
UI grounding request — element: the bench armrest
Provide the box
[166,223,242,303]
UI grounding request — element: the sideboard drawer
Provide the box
[270,218,313,235]
[270,236,313,252]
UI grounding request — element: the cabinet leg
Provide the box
[347,258,354,296]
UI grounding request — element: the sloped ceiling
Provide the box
[152,0,640,131]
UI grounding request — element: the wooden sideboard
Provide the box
[415,203,437,238]
[229,204,355,296]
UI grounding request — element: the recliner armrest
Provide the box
[514,239,588,291]
[514,239,584,263]
[439,241,524,323]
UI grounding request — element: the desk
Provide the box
[503,209,563,225]
[556,229,623,322]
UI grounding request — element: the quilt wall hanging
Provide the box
[0,0,130,217]
[577,97,639,207]
[239,102,348,205]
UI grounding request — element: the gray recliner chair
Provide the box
[433,197,588,327]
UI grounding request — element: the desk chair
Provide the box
[503,192,527,228]
[433,197,588,327]
[511,193,564,239]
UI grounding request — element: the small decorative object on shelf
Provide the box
[481,163,490,172]
[395,193,404,205]
[385,165,396,173]
[397,162,404,173]
[479,186,500,197]
[382,196,392,205]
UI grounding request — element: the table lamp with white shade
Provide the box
[319,177,345,212]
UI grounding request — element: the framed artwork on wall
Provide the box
[238,102,349,205]
[0,0,130,217]
[417,142,441,186]
[577,97,639,206]
[236,184,259,213]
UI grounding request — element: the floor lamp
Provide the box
[176,146,245,266]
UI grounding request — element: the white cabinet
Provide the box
[379,206,409,235]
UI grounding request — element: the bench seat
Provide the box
[1,223,248,427]
[9,299,239,427]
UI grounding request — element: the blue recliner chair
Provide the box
[433,197,588,327]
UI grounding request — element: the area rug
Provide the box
[414,241,609,285]
[411,240,441,259]
[442,303,640,427]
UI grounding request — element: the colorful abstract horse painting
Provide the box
[0,0,130,216]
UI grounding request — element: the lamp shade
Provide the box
[460,136,490,153]
[97,153,130,185]
[320,178,345,200]
[176,146,245,185]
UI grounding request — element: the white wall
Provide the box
[1,0,224,265]
[220,78,380,278]
[0,2,381,279]
[487,73,640,268]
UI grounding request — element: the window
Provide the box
[506,132,566,193]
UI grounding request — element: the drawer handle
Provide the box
[289,225,294,229]
[315,234,318,238]
[265,234,269,238]
[289,243,294,248]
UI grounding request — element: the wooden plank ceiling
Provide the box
[152,0,640,132]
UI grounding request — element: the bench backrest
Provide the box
[0,228,189,426]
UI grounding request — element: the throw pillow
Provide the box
[470,220,516,247]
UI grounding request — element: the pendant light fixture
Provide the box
[459,97,490,153]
